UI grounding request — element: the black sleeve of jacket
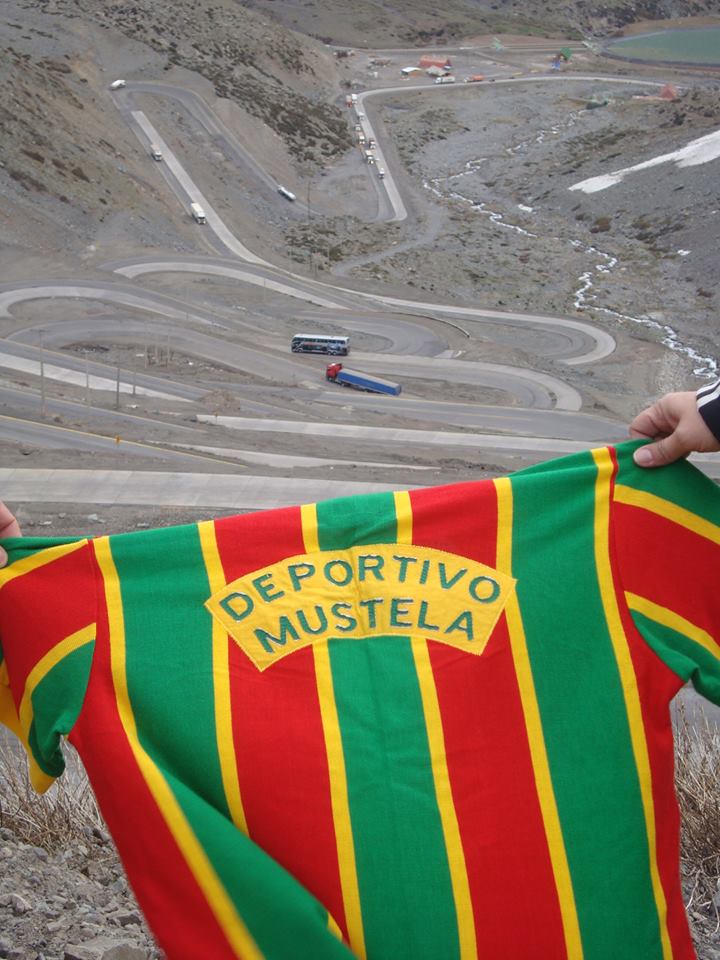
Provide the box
[697,379,720,442]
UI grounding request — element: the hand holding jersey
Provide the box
[631,386,720,467]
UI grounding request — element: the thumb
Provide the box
[0,546,7,568]
[633,434,686,468]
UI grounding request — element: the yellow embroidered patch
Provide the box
[205,544,516,671]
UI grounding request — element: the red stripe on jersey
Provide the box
[71,547,238,960]
[0,543,95,702]
[615,589,694,957]
[408,481,500,568]
[409,481,567,958]
[613,502,720,643]
[212,508,348,936]
[608,500,696,960]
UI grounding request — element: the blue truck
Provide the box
[326,363,401,396]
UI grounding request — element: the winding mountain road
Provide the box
[3,55,696,509]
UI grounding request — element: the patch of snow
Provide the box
[569,127,720,194]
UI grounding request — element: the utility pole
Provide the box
[39,331,46,419]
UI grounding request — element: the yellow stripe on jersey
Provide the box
[0,540,88,590]
[614,485,720,545]
[198,521,248,835]
[593,450,672,960]
[394,490,413,545]
[626,592,720,662]
[494,477,583,960]
[411,635,477,959]
[302,503,366,960]
[94,536,263,960]
[327,911,344,941]
[301,503,321,554]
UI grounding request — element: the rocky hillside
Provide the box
[33,0,350,162]
[241,0,719,46]
[0,0,349,244]
[0,0,354,260]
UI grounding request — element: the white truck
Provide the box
[190,202,207,224]
[109,79,126,90]
[434,75,456,84]
[150,144,163,161]
[277,185,296,202]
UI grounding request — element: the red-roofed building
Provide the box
[418,55,452,71]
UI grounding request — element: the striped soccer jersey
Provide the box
[1,441,719,960]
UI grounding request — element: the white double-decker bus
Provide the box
[291,334,349,356]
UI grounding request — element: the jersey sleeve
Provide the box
[697,378,720,442]
[0,537,97,792]
[611,443,720,706]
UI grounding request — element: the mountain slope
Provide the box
[240,0,719,46]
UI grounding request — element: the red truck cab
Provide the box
[326,362,343,380]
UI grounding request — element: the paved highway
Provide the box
[0,288,584,409]
[109,257,614,365]
[0,468,407,511]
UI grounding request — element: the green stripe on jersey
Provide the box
[631,610,720,706]
[329,636,459,960]
[28,640,95,777]
[315,491,399,550]
[0,536,85,562]
[616,442,720,526]
[316,492,460,960]
[508,452,664,960]
[161,772,353,959]
[108,524,229,819]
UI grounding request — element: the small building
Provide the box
[425,65,445,77]
[418,55,452,71]
[401,66,422,76]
